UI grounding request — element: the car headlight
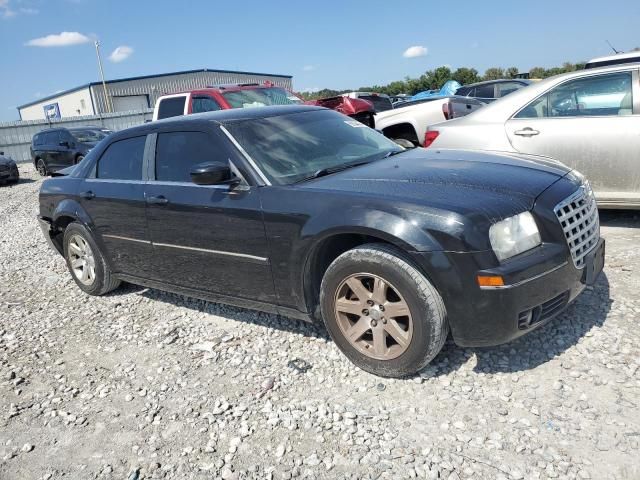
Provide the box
[489,212,541,261]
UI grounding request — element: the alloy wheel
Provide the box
[334,273,413,360]
[68,234,96,286]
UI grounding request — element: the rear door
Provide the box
[79,135,155,277]
[45,131,65,170]
[144,128,275,303]
[506,69,640,204]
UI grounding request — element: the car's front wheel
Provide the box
[36,158,48,176]
[320,243,448,377]
[63,223,121,295]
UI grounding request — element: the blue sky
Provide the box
[0,0,638,121]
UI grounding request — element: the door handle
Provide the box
[514,128,540,137]
[146,195,169,205]
[79,191,95,200]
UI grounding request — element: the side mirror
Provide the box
[393,138,416,149]
[190,161,233,185]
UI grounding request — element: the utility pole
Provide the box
[94,40,113,113]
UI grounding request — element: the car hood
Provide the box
[297,148,571,220]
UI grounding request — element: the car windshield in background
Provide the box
[222,87,303,109]
[70,129,111,143]
[225,110,402,185]
[358,95,393,112]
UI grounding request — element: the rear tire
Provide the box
[63,223,121,296]
[320,243,448,377]
[36,158,48,177]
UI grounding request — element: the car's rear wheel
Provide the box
[63,223,121,296]
[320,243,448,377]
[36,158,48,176]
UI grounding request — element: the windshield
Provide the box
[222,87,303,109]
[70,129,111,143]
[224,110,402,185]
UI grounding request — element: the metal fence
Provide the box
[0,109,153,163]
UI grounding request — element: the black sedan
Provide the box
[37,106,605,377]
[0,151,19,184]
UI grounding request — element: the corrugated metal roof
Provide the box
[17,68,293,109]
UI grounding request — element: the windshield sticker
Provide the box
[344,120,367,128]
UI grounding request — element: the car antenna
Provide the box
[605,40,621,54]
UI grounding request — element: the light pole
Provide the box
[94,40,113,114]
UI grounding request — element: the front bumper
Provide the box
[415,238,604,347]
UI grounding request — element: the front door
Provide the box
[145,129,275,303]
[79,134,155,277]
[506,69,640,204]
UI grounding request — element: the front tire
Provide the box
[63,223,121,295]
[320,243,448,377]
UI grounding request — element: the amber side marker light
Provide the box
[477,275,505,287]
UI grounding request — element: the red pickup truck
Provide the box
[152,82,375,127]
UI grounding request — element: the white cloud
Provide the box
[109,45,133,63]
[1,1,38,18]
[302,65,316,72]
[402,45,428,58]
[26,31,91,47]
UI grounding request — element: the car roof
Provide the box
[587,51,640,64]
[459,79,531,88]
[162,84,281,96]
[116,105,326,137]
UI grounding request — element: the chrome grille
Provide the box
[554,183,600,269]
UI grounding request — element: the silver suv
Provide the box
[427,63,640,209]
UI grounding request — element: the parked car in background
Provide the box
[375,96,485,146]
[585,51,640,69]
[305,95,375,128]
[390,94,411,106]
[0,151,19,185]
[456,79,531,103]
[427,63,640,208]
[31,126,112,176]
[342,92,394,112]
[152,83,303,121]
[37,105,604,377]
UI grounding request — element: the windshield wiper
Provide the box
[295,160,372,183]
[383,150,405,158]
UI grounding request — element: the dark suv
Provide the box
[31,126,112,176]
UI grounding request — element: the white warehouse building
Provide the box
[17,68,293,121]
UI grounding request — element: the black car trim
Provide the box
[479,261,568,290]
[219,125,271,185]
[153,242,269,264]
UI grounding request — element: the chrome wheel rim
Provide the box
[37,160,46,176]
[68,234,96,286]
[334,273,413,360]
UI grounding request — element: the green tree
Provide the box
[529,67,546,79]
[423,66,453,90]
[452,67,480,85]
[483,67,505,80]
[505,67,519,79]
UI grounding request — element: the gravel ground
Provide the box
[1,165,639,480]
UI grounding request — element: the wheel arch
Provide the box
[381,122,420,145]
[48,200,97,255]
[301,221,442,320]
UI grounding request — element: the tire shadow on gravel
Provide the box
[425,273,611,377]
[137,287,330,341]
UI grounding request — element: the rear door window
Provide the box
[97,136,146,180]
[192,96,222,113]
[155,131,216,182]
[157,96,187,119]
[475,84,495,99]
[497,82,524,97]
